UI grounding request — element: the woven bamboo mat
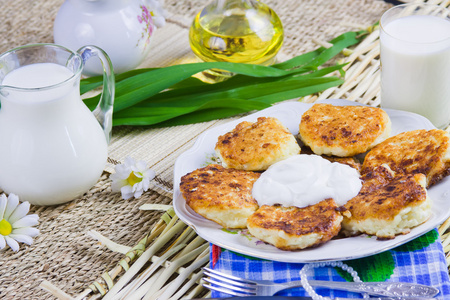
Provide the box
[4,0,449,299]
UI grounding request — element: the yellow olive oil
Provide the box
[189,0,284,68]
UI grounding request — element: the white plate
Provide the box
[173,99,450,263]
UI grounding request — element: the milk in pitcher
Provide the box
[0,62,108,205]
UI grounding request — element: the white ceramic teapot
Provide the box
[53,0,166,75]
[0,44,114,206]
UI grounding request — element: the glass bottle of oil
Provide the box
[189,0,283,80]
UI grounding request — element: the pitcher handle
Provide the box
[77,45,115,144]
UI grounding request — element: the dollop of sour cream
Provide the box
[252,154,362,208]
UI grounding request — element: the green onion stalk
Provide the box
[81,30,368,127]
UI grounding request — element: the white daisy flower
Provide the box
[0,193,39,252]
[110,157,156,200]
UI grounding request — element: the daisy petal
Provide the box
[133,171,144,179]
[12,215,39,228]
[8,201,30,224]
[114,164,131,178]
[25,214,39,222]
[145,169,156,179]
[133,182,143,193]
[111,179,128,192]
[4,194,19,220]
[0,194,7,219]
[142,179,150,191]
[0,235,5,249]
[133,161,147,172]
[109,172,121,181]
[120,185,134,200]
[9,234,33,245]
[122,192,133,200]
[13,227,39,237]
[134,190,144,198]
[5,236,19,252]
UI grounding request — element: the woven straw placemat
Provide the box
[0,0,396,299]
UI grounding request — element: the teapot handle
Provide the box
[77,45,115,144]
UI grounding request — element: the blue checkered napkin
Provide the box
[209,229,450,299]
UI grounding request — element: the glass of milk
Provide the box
[380,4,450,129]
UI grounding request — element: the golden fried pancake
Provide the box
[358,164,396,194]
[215,117,300,171]
[180,164,260,229]
[247,199,343,251]
[299,104,391,157]
[300,145,361,172]
[362,129,450,187]
[342,173,431,240]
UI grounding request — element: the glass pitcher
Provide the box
[0,44,114,206]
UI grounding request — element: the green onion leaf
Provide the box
[81,28,367,127]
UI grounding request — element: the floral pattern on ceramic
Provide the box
[137,5,155,50]
[54,0,167,75]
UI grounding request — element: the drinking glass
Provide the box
[380,3,450,129]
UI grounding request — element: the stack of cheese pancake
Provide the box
[180,103,450,251]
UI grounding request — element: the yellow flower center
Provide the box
[127,172,142,186]
[0,218,12,236]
